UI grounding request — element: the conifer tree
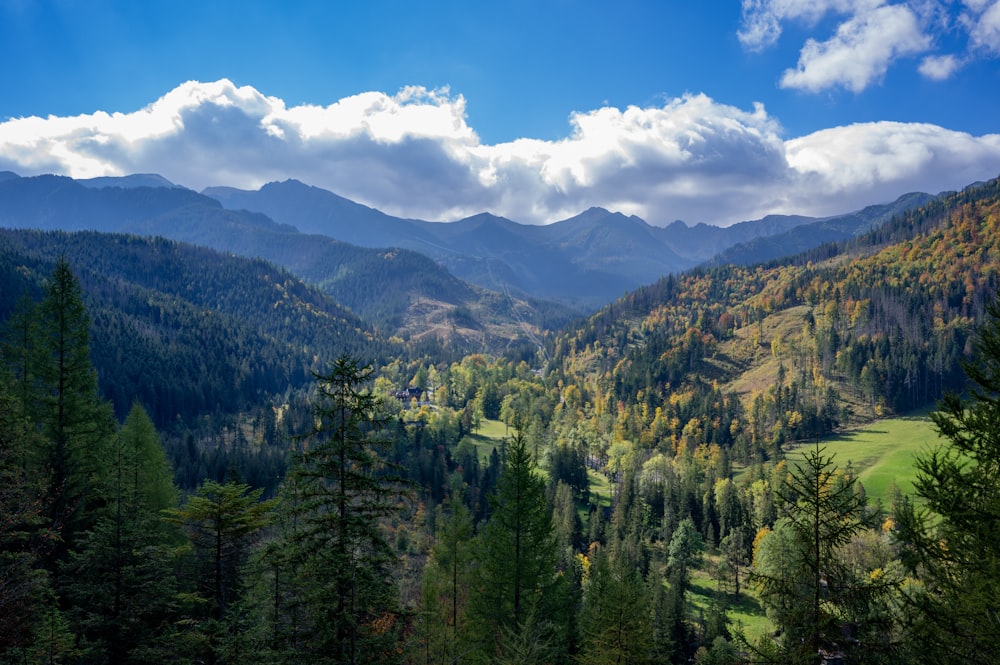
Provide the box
[270,354,407,665]
[0,369,50,657]
[468,426,568,662]
[897,295,1000,664]
[750,446,892,664]
[416,493,474,664]
[34,257,116,555]
[60,403,181,664]
[2,290,39,414]
[166,479,274,621]
[578,542,652,665]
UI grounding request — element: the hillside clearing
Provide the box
[784,411,940,506]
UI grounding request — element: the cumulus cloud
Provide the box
[741,0,1000,90]
[966,0,1000,54]
[779,5,931,92]
[1,80,1000,227]
[919,53,962,79]
[786,121,1000,211]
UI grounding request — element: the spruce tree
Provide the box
[750,446,893,664]
[416,493,474,664]
[60,403,181,664]
[166,479,274,620]
[896,295,1000,663]
[34,257,115,556]
[468,426,567,662]
[0,369,50,656]
[578,542,653,665]
[270,354,407,664]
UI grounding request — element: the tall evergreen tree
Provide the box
[416,493,474,664]
[897,295,1000,664]
[750,446,893,664]
[34,257,115,556]
[60,403,181,664]
[578,542,652,665]
[2,290,39,414]
[0,369,51,657]
[269,354,407,665]
[468,426,568,663]
[166,479,274,621]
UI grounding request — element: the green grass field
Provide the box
[460,418,509,462]
[688,560,773,641]
[785,411,943,506]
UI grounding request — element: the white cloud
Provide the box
[738,0,868,51]
[741,1,1000,89]
[785,121,1000,210]
[779,4,931,92]
[967,0,1000,53]
[919,53,963,78]
[1,80,1000,227]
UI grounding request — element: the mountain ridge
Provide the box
[1,171,938,318]
[205,177,932,308]
[0,174,570,351]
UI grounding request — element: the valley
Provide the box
[1,171,998,663]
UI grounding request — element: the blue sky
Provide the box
[2,0,1000,226]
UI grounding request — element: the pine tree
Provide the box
[166,479,274,621]
[0,369,50,656]
[60,403,181,664]
[270,354,407,664]
[896,295,1000,663]
[578,542,653,665]
[468,426,567,662]
[2,290,39,415]
[416,493,473,664]
[750,446,892,664]
[34,257,116,556]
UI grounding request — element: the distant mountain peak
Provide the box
[457,211,515,224]
[78,173,183,189]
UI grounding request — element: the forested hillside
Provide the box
[0,229,401,490]
[551,178,1000,461]
[3,178,1000,664]
[0,174,569,349]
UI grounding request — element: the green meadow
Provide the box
[689,567,771,639]
[785,411,943,506]
[459,418,509,462]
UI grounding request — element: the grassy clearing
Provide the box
[688,558,773,641]
[460,418,509,463]
[587,469,612,508]
[476,417,509,441]
[785,411,940,506]
[723,305,813,398]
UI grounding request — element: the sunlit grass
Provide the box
[785,410,939,506]
[458,418,510,463]
[688,557,773,642]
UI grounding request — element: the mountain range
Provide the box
[0,170,938,348]
[205,179,933,307]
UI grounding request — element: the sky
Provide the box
[1,0,1000,227]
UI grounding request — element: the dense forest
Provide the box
[2,178,1000,663]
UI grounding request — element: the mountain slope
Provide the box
[204,178,932,310]
[0,174,565,349]
[0,228,392,428]
[707,191,935,267]
[553,177,1000,455]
